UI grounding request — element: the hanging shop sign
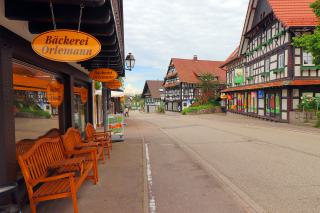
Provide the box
[220,93,227,99]
[234,68,245,84]
[105,79,122,90]
[89,68,118,82]
[32,29,101,62]
[80,87,88,104]
[47,80,64,107]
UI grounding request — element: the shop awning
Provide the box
[222,79,320,92]
[5,0,125,76]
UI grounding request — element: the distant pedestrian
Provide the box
[124,107,129,117]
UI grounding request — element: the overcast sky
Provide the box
[123,0,249,95]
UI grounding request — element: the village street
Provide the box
[128,111,320,213]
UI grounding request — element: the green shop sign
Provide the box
[234,68,244,84]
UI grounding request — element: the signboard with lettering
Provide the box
[47,80,64,107]
[32,29,101,62]
[107,114,124,141]
[105,79,122,90]
[89,68,118,82]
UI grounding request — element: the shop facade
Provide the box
[222,0,320,122]
[0,0,124,189]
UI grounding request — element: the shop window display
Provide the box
[265,91,281,118]
[13,62,60,141]
[248,91,257,114]
[73,84,88,136]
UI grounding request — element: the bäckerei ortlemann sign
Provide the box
[32,29,101,62]
[89,68,118,82]
[105,79,122,90]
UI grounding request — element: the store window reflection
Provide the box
[13,62,60,141]
[73,84,88,136]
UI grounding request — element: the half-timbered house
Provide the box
[164,56,226,112]
[222,0,320,122]
[141,80,164,113]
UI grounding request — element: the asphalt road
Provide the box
[130,111,320,213]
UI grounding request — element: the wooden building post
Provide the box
[60,75,75,132]
[0,38,17,184]
[87,82,94,124]
[102,87,109,131]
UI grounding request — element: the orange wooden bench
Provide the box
[85,123,112,159]
[62,128,105,180]
[16,128,62,157]
[17,136,97,213]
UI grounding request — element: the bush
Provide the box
[181,103,217,114]
[156,104,165,114]
[298,96,320,112]
[316,112,320,128]
[18,105,51,118]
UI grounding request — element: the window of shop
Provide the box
[13,62,61,141]
[265,59,270,72]
[278,53,285,68]
[303,52,314,66]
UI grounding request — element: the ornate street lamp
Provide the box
[125,52,135,71]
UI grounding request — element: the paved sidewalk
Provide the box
[25,119,144,213]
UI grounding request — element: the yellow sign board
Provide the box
[105,79,122,90]
[89,68,118,82]
[32,29,101,62]
[47,80,64,107]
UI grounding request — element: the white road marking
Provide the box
[145,143,157,213]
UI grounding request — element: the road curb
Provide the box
[160,128,266,213]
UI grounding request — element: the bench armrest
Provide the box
[75,142,98,149]
[65,148,96,155]
[38,173,75,183]
[65,149,97,162]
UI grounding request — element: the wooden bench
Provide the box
[62,128,105,181]
[17,136,97,213]
[16,128,62,157]
[85,123,112,159]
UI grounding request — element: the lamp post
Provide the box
[125,52,135,71]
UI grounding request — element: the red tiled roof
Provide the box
[142,80,163,99]
[267,0,318,27]
[222,79,320,92]
[170,58,226,84]
[220,46,240,68]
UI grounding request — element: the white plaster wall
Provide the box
[282,112,288,120]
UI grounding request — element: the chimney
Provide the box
[193,55,198,61]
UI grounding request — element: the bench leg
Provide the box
[95,159,99,184]
[105,146,111,159]
[109,140,112,150]
[101,149,106,164]
[30,199,37,213]
[70,178,79,213]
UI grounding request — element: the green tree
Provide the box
[198,73,220,104]
[293,0,320,64]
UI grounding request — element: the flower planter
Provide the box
[289,111,317,125]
